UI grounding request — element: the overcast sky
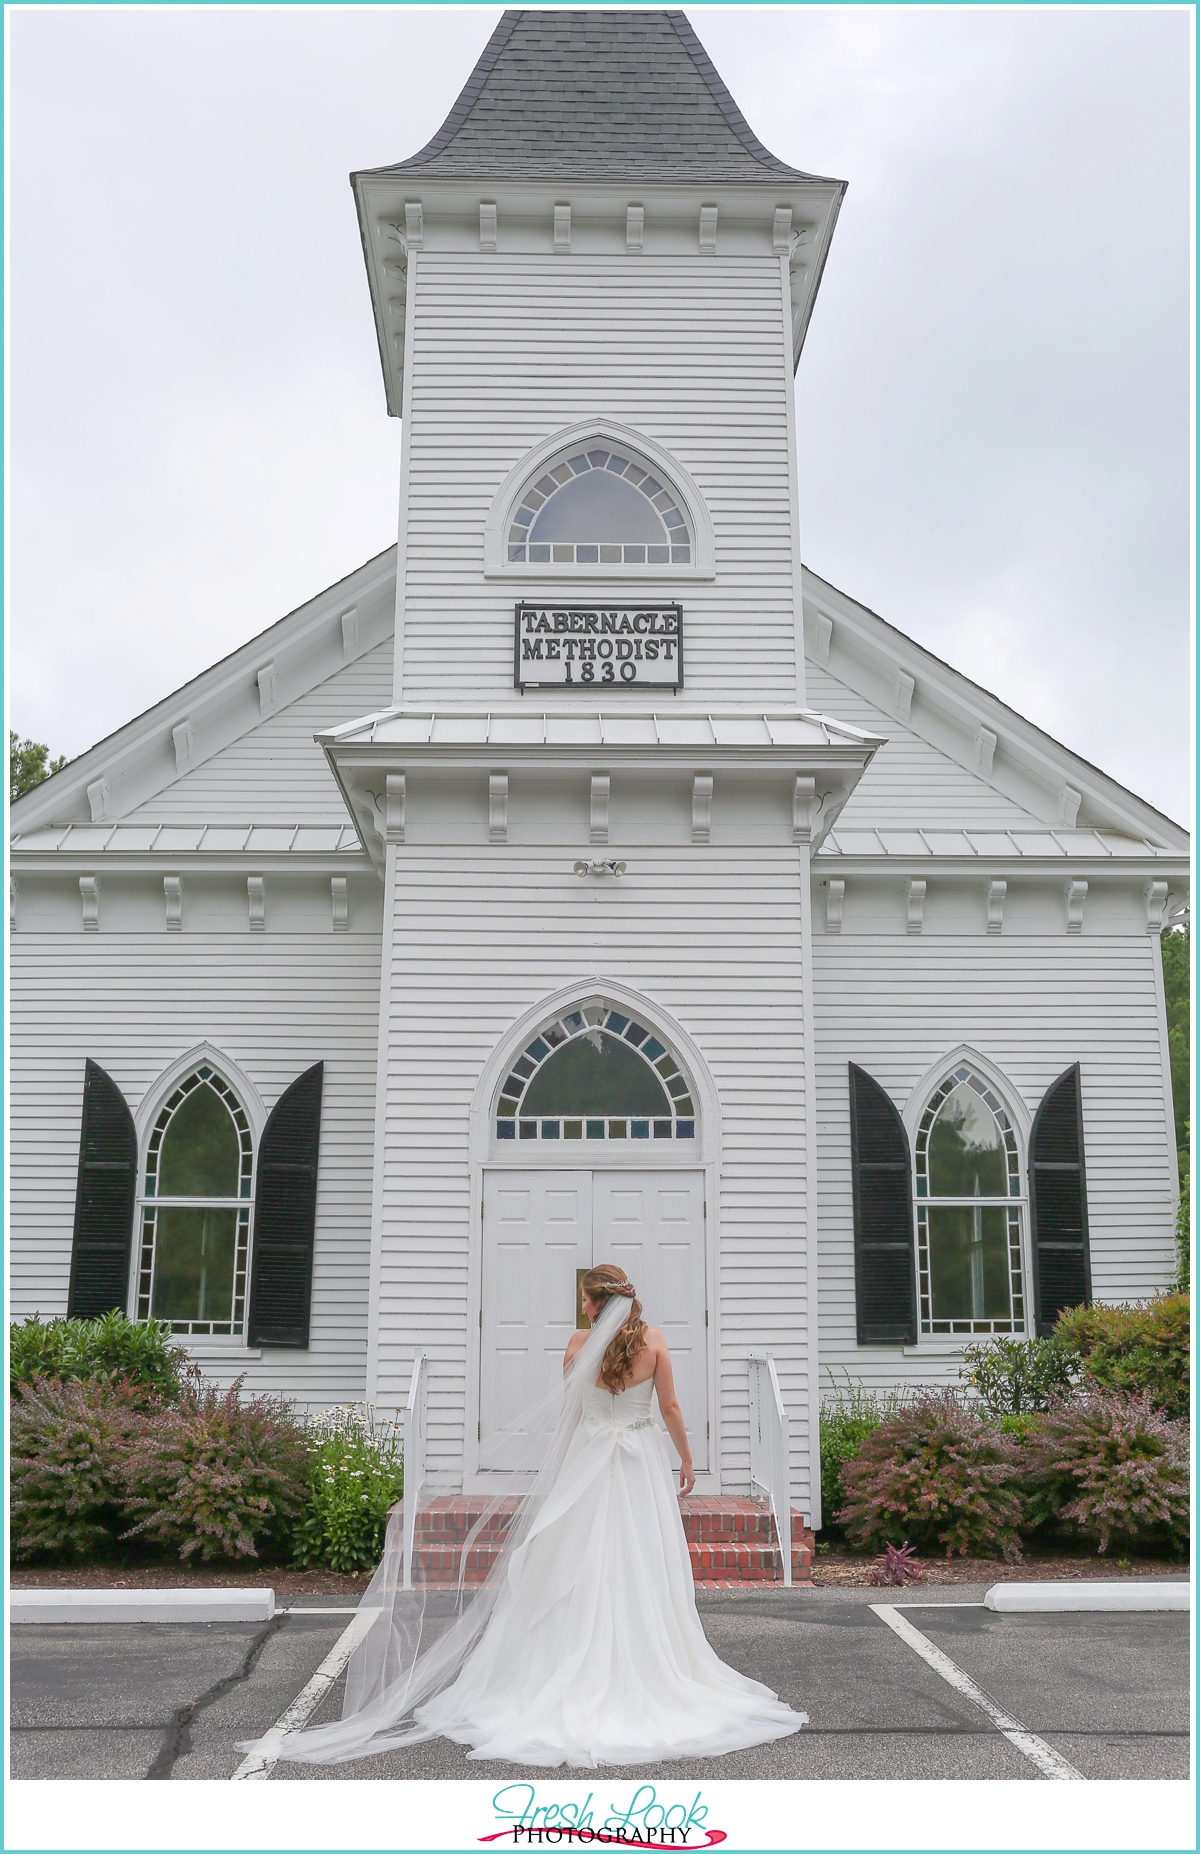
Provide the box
[8,4,1192,824]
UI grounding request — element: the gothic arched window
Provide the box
[135,1066,253,1335]
[507,446,692,565]
[914,1065,1025,1337]
[496,1005,695,1142]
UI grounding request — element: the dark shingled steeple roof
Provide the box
[359,9,836,184]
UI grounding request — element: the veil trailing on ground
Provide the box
[260,1293,636,1765]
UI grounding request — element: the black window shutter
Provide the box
[1029,1064,1091,1336]
[67,1060,138,1319]
[248,1062,323,1348]
[849,1064,917,1344]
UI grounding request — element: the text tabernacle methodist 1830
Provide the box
[514,604,684,690]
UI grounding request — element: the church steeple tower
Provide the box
[352,8,845,418]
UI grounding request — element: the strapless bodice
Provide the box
[582,1377,656,1430]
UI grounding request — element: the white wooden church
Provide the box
[11,9,1188,1532]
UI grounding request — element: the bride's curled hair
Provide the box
[582,1263,648,1391]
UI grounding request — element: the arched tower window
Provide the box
[134,1065,254,1335]
[507,445,692,566]
[496,1004,696,1143]
[914,1065,1025,1337]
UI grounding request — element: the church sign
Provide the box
[514,604,684,690]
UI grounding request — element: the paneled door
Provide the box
[593,1171,708,1471]
[480,1172,591,1461]
[480,1169,707,1472]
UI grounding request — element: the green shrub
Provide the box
[292,1405,405,1572]
[997,1412,1046,1442]
[838,1392,1025,1561]
[11,1376,153,1560]
[1022,1388,1189,1555]
[1054,1295,1190,1420]
[959,1335,1078,1416]
[119,1375,309,1561]
[1176,1188,1190,1295]
[10,1311,184,1400]
[819,1378,911,1532]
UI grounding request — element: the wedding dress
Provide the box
[264,1297,805,1768]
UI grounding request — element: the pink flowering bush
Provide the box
[1021,1387,1189,1555]
[119,1375,309,1561]
[838,1393,1025,1561]
[11,1375,152,1560]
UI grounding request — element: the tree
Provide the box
[1159,919,1190,1194]
[9,732,67,805]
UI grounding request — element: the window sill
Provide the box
[171,1340,262,1361]
[484,565,715,583]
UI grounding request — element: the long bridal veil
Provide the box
[262,1293,637,1765]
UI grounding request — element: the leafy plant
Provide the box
[10,1375,152,1560]
[10,1311,185,1401]
[292,1404,405,1572]
[818,1374,914,1532]
[119,1374,309,1561]
[997,1412,1046,1442]
[1021,1388,1189,1554]
[1054,1295,1190,1420]
[959,1335,1078,1416]
[10,730,67,803]
[866,1541,925,1586]
[1176,1185,1190,1296]
[1160,921,1189,1179]
[838,1392,1025,1561]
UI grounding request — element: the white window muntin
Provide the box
[914,1063,1028,1339]
[134,1064,254,1337]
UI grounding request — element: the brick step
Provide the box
[407,1496,813,1586]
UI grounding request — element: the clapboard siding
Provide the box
[10,933,382,1404]
[805,661,1041,828]
[813,934,1178,1394]
[371,845,815,1506]
[125,641,394,822]
[401,256,799,704]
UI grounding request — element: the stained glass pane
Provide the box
[158,1084,240,1196]
[926,1082,1007,1197]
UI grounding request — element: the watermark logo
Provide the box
[480,1784,727,1848]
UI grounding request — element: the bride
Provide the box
[267,1263,805,1769]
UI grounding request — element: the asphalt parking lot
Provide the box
[10,1585,1190,1782]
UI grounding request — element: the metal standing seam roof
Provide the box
[353,9,844,186]
[320,709,882,749]
[821,829,1171,859]
[10,824,365,854]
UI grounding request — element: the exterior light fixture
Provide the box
[573,860,627,878]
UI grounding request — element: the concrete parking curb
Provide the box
[11,1588,275,1624]
[984,1581,1190,1613]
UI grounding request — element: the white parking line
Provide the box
[232,1609,377,1781]
[870,1602,1085,1781]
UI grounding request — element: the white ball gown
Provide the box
[261,1298,805,1768]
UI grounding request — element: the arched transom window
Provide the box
[497,1006,695,1143]
[507,447,692,566]
[914,1065,1025,1337]
[135,1066,253,1335]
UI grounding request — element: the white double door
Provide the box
[480,1169,707,1471]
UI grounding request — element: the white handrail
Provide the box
[747,1351,792,1588]
[402,1351,427,1591]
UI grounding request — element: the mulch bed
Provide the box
[10,1564,376,1597]
[811,1547,1187,1587]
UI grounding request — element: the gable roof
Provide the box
[355,9,840,185]
[802,567,1189,852]
[9,548,397,835]
[11,546,1186,867]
